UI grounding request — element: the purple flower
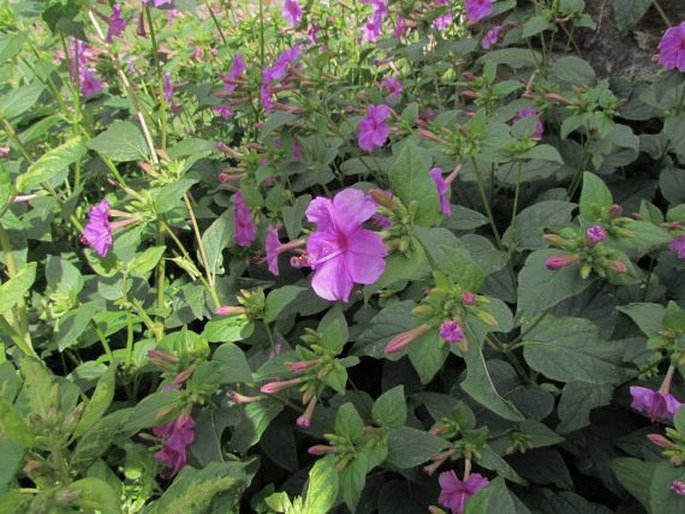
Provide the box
[515,107,544,138]
[69,39,104,97]
[394,16,405,39]
[223,54,246,92]
[152,0,173,6]
[163,71,173,101]
[669,235,685,259]
[464,0,494,24]
[430,167,452,217]
[265,225,281,275]
[672,480,685,496]
[362,13,384,42]
[432,2,452,32]
[658,22,685,72]
[439,320,464,344]
[381,77,403,100]
[358,104,391,152]
[630,386,682,421]
[283,0,302,27]
[82,200,112,257]
[587,224,607,244]
[212,105,233,118]
[153,415,195,476]
[305,189,388,302]
[438,471,489,514]
[307,25,319,45]
[80,68,105,97]
[482,25,501,49]
[234,192,258,247]
[106,4,126,43]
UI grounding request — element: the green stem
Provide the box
[471,158,503,249]
[2,118,32,162]
[144,5,168,150]
[125,311,134,371]
[652,0,673,27]
[263,320,275,351]
[205,0,227,45]
[183,193,220,307]
[93,322,115,363]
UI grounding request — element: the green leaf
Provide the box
[372,385,406,429]
[388,142,440,226]
[0,438,26,495]
[557,381,613,433]
[518,144,564,163]
[523,316,630,384]
[318,305,348,354]
[264,286,306,323]
[579,172,613,222]
[385,426,447,469]
[123,390,183,433]
[55,302,100,351]
[303,457,339,514]
[340,454,368,513]
[613,0,652,34]
[522,15,552,38]
[465,477,529,514]
[0,262,36,315]
[0,164,13,213]
[74,364,116,438]
[201,211,233,279]
[203,316,254,343]
[353,301,415,358]
[0,398,34,447]
[230,398,283,452]
[617,303,665,337]
[516,250,594,323]
[663,301,685,333]
[479,48,541,69]
[461,337,525,422]
[18,357,54,420]
[551,56,597,86]
[0,82,45,119]
[66,478,121,514]
[152,179,198,214]
[86,121,149,162]
[408,331,448,384]
[610,458,656,510]
[502,201,575,251]
[16,137,86,192]
[520,420,564,448]
[335,403,364,443]
[0,32,28,63]
[127,246,166,276]
[212,343,252,384]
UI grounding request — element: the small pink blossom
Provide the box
[438,471,489,514]
[82,200,112,257]
[482,25,501,49]
[429,167,452,217]
[381,77,403,100]
[362,13,384,42]
[672,480,685,496]
[358,104,391,152]
[394,16,405,39]
[658,22,685,72]
[213,105,233,118]
[587,224,607,244]
[265,225,281,275]
[153,415,195,477]
[669,235,685,259]
[283,0,302,27]
[630,386,682,421]
[545,254,578,270]
[461,291,476,305]
[439,320,464,344]
[233,192,257,247]
[223,54,246,92]
[307,25,319,45]
[163,71,173,101]
[106,4,126,43]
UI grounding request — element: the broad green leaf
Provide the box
[610,458,656,510]
[0,438,25,496]
[557,381,613,433]
[127,246,166,276]
[18,356,54,420]
[617,303,665,337]
[522,15,552,38]
[264,286,306,323]
[212,343,253,383]
[86,121,149,162]
[352,301,415,358]
[74,365,116,437]
[201,211,233,279]
[55,302,100,351]
[502,201,575,251]
[203,316,254,343]
[335,403,364,443]
[664,301,685,333]
[0,164,12,213]
[408,331,448,384]
[303,456,339,514]
[0,398,34,447]
[123,390,183,433]
[230,398,283,452]
[0,262,36,315]
[385,426,447,469]
[551,56,597,86]
[613,0,652,34]
[523,316,630,384]
[0,82,45,119]
[16,137,86,192]
[340,454,368,513]
[372,385,406,429]
[318,304,348,354]
[66,478,121,514]
[465,477,530,514]
[388,142,440,226]
[152,179,198,214]
[579,172,613,222]
[0,32,28,63]
[479,48,541,69]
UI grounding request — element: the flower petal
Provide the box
[331,189,377,234]
[310,254,354,302]
[346,229,387,284]
[305,196,334,231]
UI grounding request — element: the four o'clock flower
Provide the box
[163,71,173,101]
[385,324,431,354]
[515,107,544,138]
[439,320,464,344]
[381,76,403,101]
[658,22,685,72]
[283,0,302,27]
[358,104,391,152]
[82,200,112,257]
[587,224,607,245]
[669,235,685,259]
[438,470,489,514]
[482,25,501,49]
[630,365,683,422]
[545,254,579,270]
[233,191,258,247]
[305,189,388,302]
[464,0,494,24]
[106,4,126,43]
[153,414,195,477]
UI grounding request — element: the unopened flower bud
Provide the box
[609,204,623,218]
[214,305,247,316]
[461,291,476,305]
[296,396,317,428]
[543,233,566,247]
[606,260,628,273]
[260,378,302,395]
[384,324,431,354]
[308,444,336,455]
[545,254,579,270]
[370,188,395,209]
[229,390,261,404]
[586,224,607,244]
[412,304,434,316]
[647,433,677,448]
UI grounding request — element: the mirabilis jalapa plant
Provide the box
[3,0,685,512]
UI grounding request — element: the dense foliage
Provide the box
[2,0,685,512]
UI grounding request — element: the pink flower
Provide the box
[439,320,464,344]
[669,235,685,259]
[544,254,578,270]
[482,25,501,49]
[223,54,246,92]
[163,71,173,101]
[672,480,685,496]
[106,4,126,43]
[515,107,544,138]
[630,386,682,421]
[587,224,607,244]
[307,25,319,45]
[438,471,489,514]
[362,13,384,42]
[69,40,104,97]
[658,22,685,72]
[381,77,403,100]
[82,200,112,257]
[305,189,388,302]
[213,105,233,118]
[358,104,391,152]
[464,0,494,24]
[394,16,405,39]
[265,225,282,275]
[461,291,476,305]
[283,0,302,27]
[80,68,105,97]
[233,192,257,247]
[429,167,452,217]
[153,415,195,476]
[432,2,452,31]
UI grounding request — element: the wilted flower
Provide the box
[153,415,195,476]
[482,25,501,49]
[212,105,233,118]
[587,224,607,244]
[163,71,173,101]
[439,320,464,344]
[432,1,452,31]
[358,104,391,152]
[430,168,452,217]
[233,192,257,247]
[307,24,319,44]
[260,378,302,394]
[305,188,388,302]
[106,4,126,43]
[515,107,544,138]
[69,39,104,97]
[381,77,403,100]
[283,0,302,27]
[265,225,282,275]
[438,471,489,514]
[658,22,685,72]
[223,54,246,92]
[394,16,405,39]
[630,386,682,421]
[82,200,112,257]
[669,235,685,259]
[464,0,494,24]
